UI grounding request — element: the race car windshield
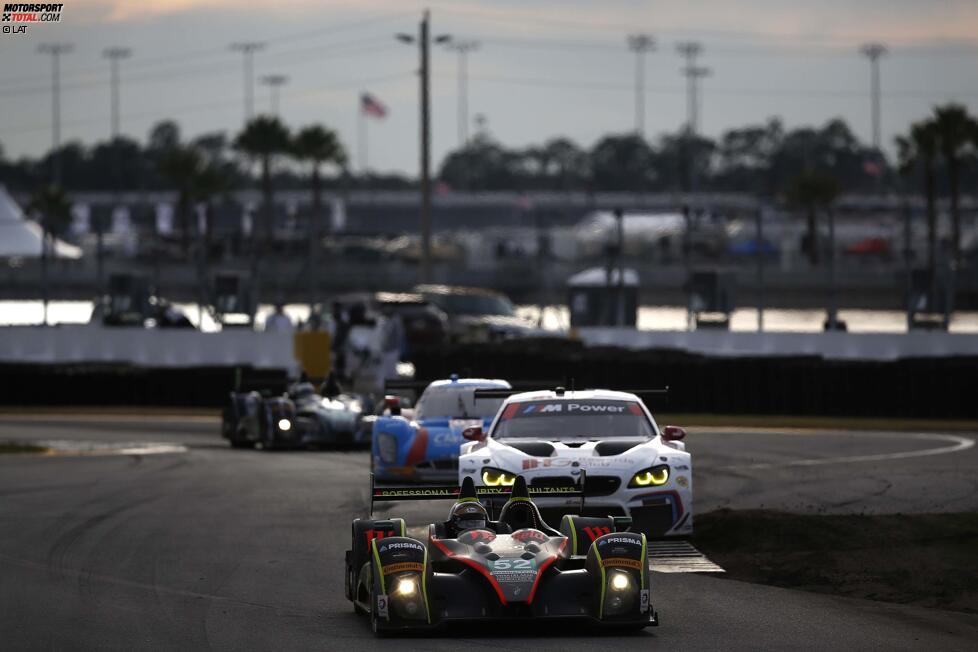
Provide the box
[415,387,505,420]
[425,293,516,317]
[491,399,654,439]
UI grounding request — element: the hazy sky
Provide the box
[1,0,977,175]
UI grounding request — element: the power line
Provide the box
[0,37,398,99]
[2,71,413,136]
[0,10,415,88]
[434,72,976,100]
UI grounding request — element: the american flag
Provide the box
[361,93,387,119]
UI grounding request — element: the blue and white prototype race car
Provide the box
[458,387,692,538]
[371,377,510,483]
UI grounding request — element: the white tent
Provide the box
[0,185,82,259]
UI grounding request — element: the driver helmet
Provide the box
[450,501,488,533]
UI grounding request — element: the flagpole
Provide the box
[357,95,367,177]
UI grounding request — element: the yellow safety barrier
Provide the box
[293,331,332,381]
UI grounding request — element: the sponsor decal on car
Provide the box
[382,562,424,574]
[598,536,641,546]
[521,457,631,470]
[601,557,644,570]
[376,594,390,620]
[676,475,689,488]
[380,541,425,553]
[640,589,650,612]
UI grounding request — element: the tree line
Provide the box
[4,105,977,268]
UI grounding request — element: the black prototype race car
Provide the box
[222,380,368,450]
[345,475,658,635]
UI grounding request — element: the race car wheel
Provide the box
[230,439,253,449]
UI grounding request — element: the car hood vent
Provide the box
[502,441,555,457]
[594,439,644,456]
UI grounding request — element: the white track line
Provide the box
[739,432,975,470]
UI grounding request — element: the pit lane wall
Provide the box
[0,326,975,418]
[0,325,298,370]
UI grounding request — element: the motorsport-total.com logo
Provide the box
[2,3,64,35]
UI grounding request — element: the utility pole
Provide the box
[230,42,265,123]
[398,11,450,284]
[626,34,655,137]
[446,40,478,148]
[38,43,72,186]
[103,47,131,139]
[860,43,887,151]
[260,74,288,117]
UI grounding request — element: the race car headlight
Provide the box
[628,464,669,488]
[603,570,638,616]
[277,418,292,431]
[481,467,517,487]
[609,570,632,592]
[390,573,426,620]
[395,576,417,597]
[377,433,398,464]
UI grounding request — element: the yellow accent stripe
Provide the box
[593,543,607,619]
[371,539,386,594]
[399,519,406,536]
[640,533,647,590]
[457,497,479,503]
[567,515,578,556]
[506,496,532,503]
[422,546,431,624]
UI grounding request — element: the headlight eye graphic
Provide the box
[628,464,669,487]
[481,467,516,486]
[377,433,398,464]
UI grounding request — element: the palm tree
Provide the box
[292,125,346,237]
[158,145,204,255]
[786,171,839,266]
[896,121,939,274]
[933,104,975,264]
[235,116,291,241]
[26,185,71,326]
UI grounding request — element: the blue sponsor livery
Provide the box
[371,378,511,483]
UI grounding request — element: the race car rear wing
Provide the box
[368,472,585,516]
[473,386,670,400]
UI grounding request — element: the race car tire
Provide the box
[229,439,253,449]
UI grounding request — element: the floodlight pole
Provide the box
[231,42,265,123]
[627,34,655,137]
[38,43,72,186]
[860,43,887,151]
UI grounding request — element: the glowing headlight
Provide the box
[609,570,632,591]
[481,467,517,487]
[628,464,669,487]
[277,418,292,431]
[395,577,417,597]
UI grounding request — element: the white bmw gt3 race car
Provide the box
[457,388,692,538]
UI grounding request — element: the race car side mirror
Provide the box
[661,425,686,441]
[384,395,402,416]
[462,426,485,442]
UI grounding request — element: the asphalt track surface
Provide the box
[1,415,977,651]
